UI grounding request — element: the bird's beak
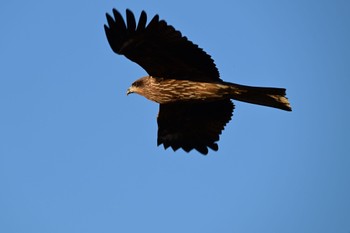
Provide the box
[126,87,133,95]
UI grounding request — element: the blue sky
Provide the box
[1,0,349,232]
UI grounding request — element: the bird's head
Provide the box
[127,78,146,96]
[126,76,149,95]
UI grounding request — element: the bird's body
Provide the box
[128,76,234,104]
[128,76,291,110]
[104,9,292,155]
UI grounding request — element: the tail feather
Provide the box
[227,83,292,111]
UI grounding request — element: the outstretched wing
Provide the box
[157,100,234,155]
[104,9,221,82]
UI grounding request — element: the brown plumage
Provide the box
[104,9,292,155]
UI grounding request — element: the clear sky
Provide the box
[1,1,349,233]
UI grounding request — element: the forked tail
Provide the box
[227,83,292,111]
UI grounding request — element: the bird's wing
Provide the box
[104,9,221,82]
[157,100,234,155]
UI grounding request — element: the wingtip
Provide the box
[112,8,119,15]
[105,13,114,25]
[103,24,109,31]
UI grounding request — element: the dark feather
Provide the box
[104,9,221,81]
[157,100,234,155]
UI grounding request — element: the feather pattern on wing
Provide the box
[104,9,221,81]
[157,100,234,155]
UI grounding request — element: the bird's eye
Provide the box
[133,80,143,87]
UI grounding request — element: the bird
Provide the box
[104,9,292,155]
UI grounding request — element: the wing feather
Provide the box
[157,100,234,155]
[104,9,221,81]
[136,11,147,32]
[126,9,136,33]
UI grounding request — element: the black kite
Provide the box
[104,9,292,155]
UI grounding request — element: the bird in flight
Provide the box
[104,9,291,155]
